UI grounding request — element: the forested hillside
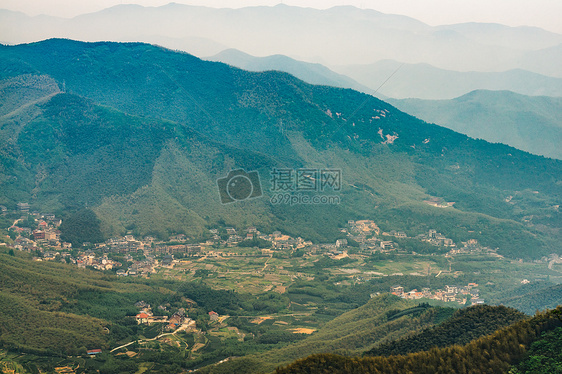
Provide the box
[500,283,562,315]
[1,39,561,258]
[199,296,456,373]
[276,307,562,374]
[0,252,287,358]
[365,305,527,356]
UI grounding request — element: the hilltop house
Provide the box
[167,314,183,330]
[380,241,394,250]
[404,289,423,299]
[33,230,45,240]
[162,255,174,267]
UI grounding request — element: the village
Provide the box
[1,203,558,374]
[1,202,518,278]
[4,212,500,276]
[2,203,546,310]
[387,283,485,306]
[132,301,197,332]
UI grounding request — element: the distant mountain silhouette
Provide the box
[1,4,561,75]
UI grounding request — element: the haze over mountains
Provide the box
[334,60,562,100]
[1,4,561,77]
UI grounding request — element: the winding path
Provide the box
[110,320,194,352]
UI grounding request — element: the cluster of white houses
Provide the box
[134,301,195,331]
[344,220,495,256]
[5,204,497,283]
[390,283,484,305]
[5,201,485,258]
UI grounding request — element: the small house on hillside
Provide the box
[390,285,404,295]
[136,313,149,324]
[209,311,219,321]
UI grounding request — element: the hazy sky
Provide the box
[1,0,562,34]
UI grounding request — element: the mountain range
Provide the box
[207,49,376,97]
[208,49,562,100]
[207,50,562,160]
[334,60,562,100]
[0,39,561,259]
[1,4,561,77]
[5,2,562,162]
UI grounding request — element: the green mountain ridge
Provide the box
[204,50,562,163]
[365,304,527,357]
[0,39,561,258]
[275,307,562,374]
[206,48,378,97]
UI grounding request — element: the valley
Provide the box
[1,217,560,373]
[2,206,561,372]
[0,8,561,371]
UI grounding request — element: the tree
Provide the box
[18,215,37,229]
[194,269,211,279]
[60,208,104,246]
[196,315,209,331]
